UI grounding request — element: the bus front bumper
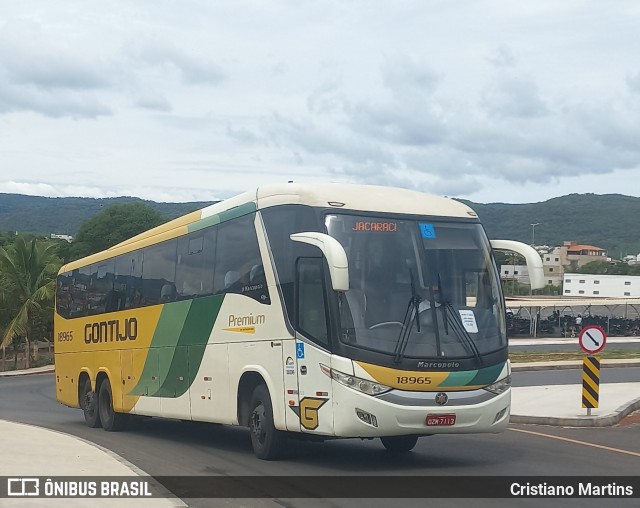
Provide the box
[330,383,511,438]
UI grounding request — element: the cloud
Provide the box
[261,53,640,200]
[481,74,549,118]
[226,122,261,144]
[125,39,226,85]
[626,71,640,94]
[0,19,114,117]
[487,45,518,69]
[0,81,112,118]
[133,93,172,112]
[380,56,440,97]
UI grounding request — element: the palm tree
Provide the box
[0,237,60,369]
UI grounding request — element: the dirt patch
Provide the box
[617,410,640,426]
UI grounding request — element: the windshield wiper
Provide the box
[393,269,422,364]
[436,275,483,367]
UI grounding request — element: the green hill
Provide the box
[0,194,215,237]
[1,192,638,257]
[460,193,640,258]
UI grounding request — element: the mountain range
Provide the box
[1,192,639,258]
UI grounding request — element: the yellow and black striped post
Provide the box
[582,355,600,415]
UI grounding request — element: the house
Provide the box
[541,241,609,287]
[501,240,609,289]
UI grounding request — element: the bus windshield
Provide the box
[325,214,506,362]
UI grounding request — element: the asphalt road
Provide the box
[1,373,639,508]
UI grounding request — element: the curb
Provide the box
[0,365,55,377]
[510,396,640,427]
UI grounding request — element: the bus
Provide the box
[54,183,544,459]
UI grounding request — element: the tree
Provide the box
[70,203,166,260]
[0,237,61,369]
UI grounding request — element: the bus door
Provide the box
[292,257,334,435]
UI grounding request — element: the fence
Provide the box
[1,341,53,372]
[507,302,640,338]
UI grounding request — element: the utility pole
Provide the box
[530,223,540,246]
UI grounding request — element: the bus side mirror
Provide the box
[290,232,349,291]
[490,240,545,290]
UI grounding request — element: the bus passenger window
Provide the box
[141,240,177,306]
[213,214,270,304]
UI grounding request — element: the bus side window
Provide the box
[69,266,92,318]
[295,257,329,347]
[176,230,215,299]
[56,272,72,319]
[141,240,177,306]
[213,214,270,304]
[92,260,114,315]
[115,252,142,310]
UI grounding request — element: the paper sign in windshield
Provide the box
[458,310,478,333]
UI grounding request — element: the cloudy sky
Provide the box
[1,1,640,204]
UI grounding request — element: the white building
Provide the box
[623,254,640,266]
[50,233,73,242]
[563,273,640,298]
[500,264,530,284]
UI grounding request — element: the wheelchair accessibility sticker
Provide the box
[296,342,305,359]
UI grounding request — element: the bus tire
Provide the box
[98,378,129,432]
[248,384,286,460]
[80,378,101,428]
[380,435,419,453]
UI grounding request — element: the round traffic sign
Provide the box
[578,325,607,354]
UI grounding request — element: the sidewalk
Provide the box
[0,420,185,507]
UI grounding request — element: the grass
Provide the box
[509,349,640,363]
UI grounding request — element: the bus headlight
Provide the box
[483,375,511,395]
[320,365,392,396]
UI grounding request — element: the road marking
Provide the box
[509,427,640,458]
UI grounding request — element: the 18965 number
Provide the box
[396,376,432,385]
[57,331,73,342]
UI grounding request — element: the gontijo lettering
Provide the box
[84,317,138,344]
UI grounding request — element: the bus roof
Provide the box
[60,183,478,273]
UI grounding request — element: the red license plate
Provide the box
[426,414,456,426]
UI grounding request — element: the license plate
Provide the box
[426,414,456,426]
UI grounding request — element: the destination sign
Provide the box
[351,221,397,232]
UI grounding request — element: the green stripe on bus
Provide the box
[153,294,224,398]
[468,362,505,386]
[129,301,191,396]
[439,370,478,387]
[129,295,224,398]
[188,202,257,233]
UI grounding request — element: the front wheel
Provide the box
[80,378,101,428]
[380,435,419,453]
[98,378,129,432]
[248,385,286,460]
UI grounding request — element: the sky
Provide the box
[1,1,640,204]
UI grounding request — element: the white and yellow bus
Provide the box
[54,183,543,459]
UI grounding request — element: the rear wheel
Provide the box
[80,378,101,428]
[380,435,419,453]
[98,378,129,432]
[248,385,286,460]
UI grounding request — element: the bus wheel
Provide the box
[248,385,286,460]
[380,435,419,453]
[98,378,129,432]
[80,378,101,428]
